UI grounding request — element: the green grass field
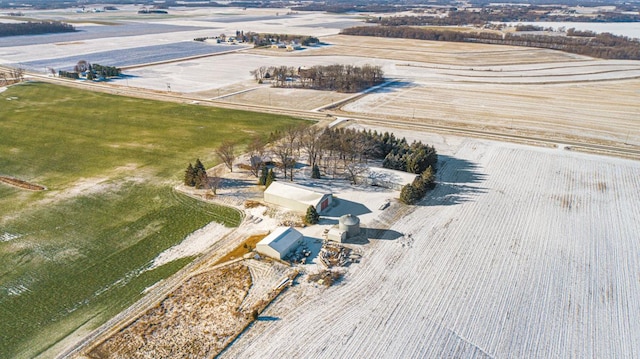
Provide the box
[0,82,306,358]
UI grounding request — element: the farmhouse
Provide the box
[358,166,419,190]
[264,182,332,213]
[256,226,303,260]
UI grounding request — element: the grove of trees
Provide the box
[260,126,437,187]
[0,21,75,37]
[184,159,209,189]
[250,64,384,93]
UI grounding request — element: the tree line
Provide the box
[89,64,122,78]
[250,64,384,93]
[0,21,75,37]
[341,26,640,60]
[368,8,640,27]
[247,32,318,47]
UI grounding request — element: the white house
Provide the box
[264,182,332,213]
[256,226,303,260]
[358,166,419,190]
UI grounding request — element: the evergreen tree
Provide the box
[258,165,268,185]
[420,165,436,190]
[184,163,196,187]
[399,183,419,205]
[194,158,206,173]
[193,159,208,189]
[305,205,320,225]
[311,164,321,179]
[265,168,276,188]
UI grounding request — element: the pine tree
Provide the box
[193,159,208,189]
[194,158,206,173]
[305,205,320,225]
[399,183,418,205]
[265,168,276,188]
[421,165,436,190]
[184,163,196,187]
[311,164,321,179]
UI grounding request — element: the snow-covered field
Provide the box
[0,7,363,67]
[221,130,640,358]
[3,8,640,357]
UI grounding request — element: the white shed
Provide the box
[256,226,303,260]
[358,166,419,190]
[264,181,332,213]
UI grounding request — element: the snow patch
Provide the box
[7,284,30,296]
[149,221,234,269]
[0,232,21,242]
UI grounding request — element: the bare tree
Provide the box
[216,140,236,172]
[273,141,293,181]
[344,162,368,185]
[209,175,222,195]
[300,126,322,169]
[247,135,266,177]
[273,126,302,181]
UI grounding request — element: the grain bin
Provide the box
[339,214,360,238]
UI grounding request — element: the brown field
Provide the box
[86,263,252,359]
[284,35,640,148]
[289,34,589,65]
[82,259,297,359]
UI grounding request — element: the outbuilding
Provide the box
[358,166,419,190]
[256,226,304,260]
[264,181,332,213]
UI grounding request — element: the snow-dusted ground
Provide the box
[150,221,234,269]
[221,131,640,358]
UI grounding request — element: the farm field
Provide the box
[221,126,640,358]
[51,32,636,148]
[0,82,305,358]
[19,42,250,72]
[3,6,638,150]
[1,6,640,358]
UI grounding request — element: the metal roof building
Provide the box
[358,166,419,190]
[256,226,303,260]
[264,181,332,213]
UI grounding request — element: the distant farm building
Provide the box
[264,182,332,213]
[358,166,419,190]
[286,43,302,51]
[256,226,303,260]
